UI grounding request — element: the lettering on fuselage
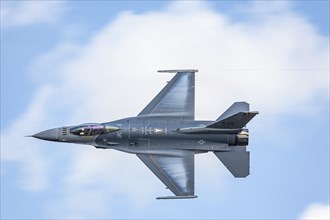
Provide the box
[116,131,122,139]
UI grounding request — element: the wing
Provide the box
[137,70,197,120]
[137,150,196,199]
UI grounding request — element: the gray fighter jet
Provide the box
[31,69,258,199]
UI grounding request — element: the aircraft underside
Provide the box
[31,69,258,199]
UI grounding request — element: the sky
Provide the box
[1,0,329,219]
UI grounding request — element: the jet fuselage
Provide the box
[38,117,248,155]
[31,69,257,199]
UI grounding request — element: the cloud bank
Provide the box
[1,1,65,28]
[1,1,329,218]
[299,203,330,220]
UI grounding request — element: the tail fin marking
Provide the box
[207,111,258,129]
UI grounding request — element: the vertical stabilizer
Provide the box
[217,102,249,121]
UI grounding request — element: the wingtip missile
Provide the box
[157,69,198,73]
[156,195,198,199]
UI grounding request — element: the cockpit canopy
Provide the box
[70,123,119,136]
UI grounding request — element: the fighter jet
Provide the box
[31,69,258,199]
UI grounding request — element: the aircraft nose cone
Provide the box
[33,128,59,141]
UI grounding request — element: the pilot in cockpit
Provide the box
[70,124,118,136]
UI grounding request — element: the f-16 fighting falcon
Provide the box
[31,69,258,199]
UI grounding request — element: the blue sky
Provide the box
[1,1,329,219]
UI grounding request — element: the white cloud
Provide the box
[299,203,330,220]
[1,1,329,218]
[1,1,65,28]
[1,85,54,190]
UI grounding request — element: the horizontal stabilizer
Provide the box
[214,151,250,177]
[207,111,258,129]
